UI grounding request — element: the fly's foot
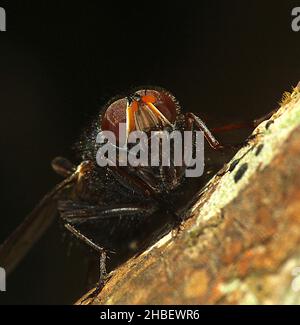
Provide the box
[171,214,185,238]
[80,272,113,304]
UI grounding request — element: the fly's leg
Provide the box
[58,200,158,225]
[211,121,254,133]
[191,109,277,141]
[64,223,108,298]
[185,112,224,149]
[110,166,178,210]
[61,201,158,299]
[109,166,179,220]
[65,223,105,255]
[109,166,157,198]
[210,109,277,133]
[253,109,276,127]
[185,112,248,150]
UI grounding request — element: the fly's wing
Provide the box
[0,173,78,274]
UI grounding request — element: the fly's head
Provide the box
[101,87,181,143]
[77,87,187,195]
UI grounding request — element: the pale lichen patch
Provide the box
[189,88,300,231]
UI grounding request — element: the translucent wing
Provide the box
[0,173,78,274]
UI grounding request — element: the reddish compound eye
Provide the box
[101,88,179,142]
[136,89,178,124]
[101,97,127,139]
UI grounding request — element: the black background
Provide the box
[0,0,300,304]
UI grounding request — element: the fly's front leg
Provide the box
[185,112,224,150]
[109,166,180,221]
[185,112,246,150]
[109,166,157,198]
[187,110,277,149]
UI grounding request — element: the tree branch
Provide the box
[78,83,300,304]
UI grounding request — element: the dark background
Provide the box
[0,1,299,304]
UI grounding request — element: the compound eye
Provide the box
[101,97,127,139]
[101,89,179,143]
[137,89,178,123]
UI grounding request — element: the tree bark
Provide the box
[78,83,300,304]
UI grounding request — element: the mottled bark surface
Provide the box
[78,85,300,305]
